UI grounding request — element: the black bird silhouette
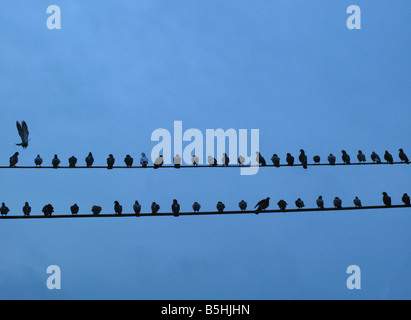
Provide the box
[1,203,10,216]
[23,202,31,216]
[70,204,79,215]
[172,199,180,217]
[154,155,163,169]
[313,155,320,164]
[295,198,305,209]
[42,204,54,217]
[69,156,77,168]
[52,155,61,169]
[16,121,29,148]
[286,153,294,166]
[192,202,201,212]
[299,150,308,169]
[316,196,324,209]
[107,154,115,169]
[371,152,381,163]
[222,153,230,166]
[341,150,350,164]
[353,197,362,208]
[217,201,225,213]
[239,200,247,211]
[114,201,122,215]
[328,154,336,165]
[277,200,287,212]
[271,154,280,167]
[151,202,160,214]
[357,150,366,163]
[382,192,391,207]
[384,151,393,164]
[35,155,43,167]
[92,205,102,215]
[333,197,342,209]
[399,149,409,164]
[9,152,19,167]
[208,156,218,166]
[256,152,266,166]
[140,153,149,167]
[124,155,134,168]
[255,197,270,214]
[133,201,141,215]
[402,193,410,206]
[86,152,94,167]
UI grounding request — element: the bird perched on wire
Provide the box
[34,155,43,167]
[371,152,381,163]
[172,199,180,217]
[173,155,182,168]
[52,155,61,169]
[154,155,164,169]
[286,153,295,166]
[256,152,266,166]
[133,201,141,216]
[151,202,160,214]
[92,205,102,216]
[402,193,410,206]
[9,152,19,167]
[1,203,10,216]
[107,154,115,169]
[341,150,350,164]
[86,152,94,167]
[124,155,133,168]
[238,156,246,166]
[114,201,122,215]
[68,156,77,168]
[316,196,324,209]
[271,154,280,167]
[277,200,287,212]
[217,201,225,213]
[192,202,201,213]
[299,150,308,169]
[192,155,199,166]
[384,151,393,164]
[208,156,218,166]
[16,121,30,148]
[353,197,362,208]
[222,153,230,166]
[295,198,305,209]
[313,155,321,164]
[70,204,79,215]
[382,192,391,207]
[42,204,54,217]
[23,202,31,216]
[255,197,270,214]
[328,154,336,165]
[239,200,247,211]
[357,150,366,163]
[140,153,149,167]
[399,149,409,164]
[333,197,342,209]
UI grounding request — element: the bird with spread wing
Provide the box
[16,121,30,148]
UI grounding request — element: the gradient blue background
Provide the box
[0,0,410,299]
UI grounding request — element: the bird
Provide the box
[271,154,280,167]
[140,153,149,167]
[277,200,287,212]
[154,155,164,169]
[382,192,391,207]
[151,202,160,214]
[86,152,94,167]
[23,202,31,216]
[107,154,115,169]
[256,152,266,166]
[34,155,43,167]
[70,204,79,215]
[68,156,77,168]
[341,150,350,164]
[172,199,180,217]
[9,152,19,167]
[353,197,362,208]
[124,155,134,168]
[238,156,246,166]
[173,155,182,168]
[1,203,10,216]
[255,197,270,214]
[316,196,324,209]
[295,198,305,209]
[286,153,294,166]
[371,151,381,163]
[402,193,410,206]
[384,151,393,164]
[222,153,230,166]
[133,201,141,215]
[239,200,247,211]
[328,154,336,165]
[192,155,199,166]
[16,121,29,148]
[217,201,225,213]
[357,150,366,163]
[114,201,122,215]
[299,149,308,169]
[399,149,409,164]
[313,155,321,164]
[333,197,342,209]
[92,205,102,215]
[42,204,54,217]
[207,156,218,166]
[52,155,61,169]
[192,202,201,212]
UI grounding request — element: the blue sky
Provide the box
[0,0,410,299]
